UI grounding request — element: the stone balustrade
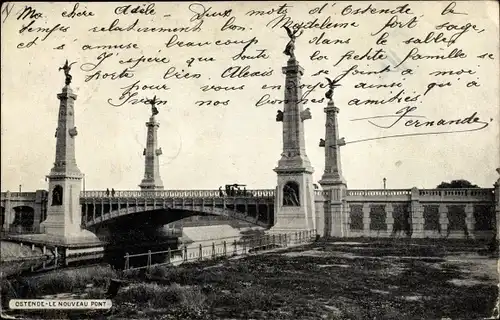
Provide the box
[80,189,275,199]
[314,190,329,197]
[347,189,412,196]
[1,192,38,200]
[418,188,494,198]
[344,188,494,202]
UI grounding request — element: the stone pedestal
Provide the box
[272,172,316,233]
[325,188,349,238]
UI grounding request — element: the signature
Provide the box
[347,106,492,144]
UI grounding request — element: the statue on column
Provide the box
[283,26,303,60]
[146,95,160,116]
[59,60,76,86]
[325,77,341,101]
[276,110,284,122]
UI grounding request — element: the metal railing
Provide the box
[81,189,275,199]
[123,230,317,271]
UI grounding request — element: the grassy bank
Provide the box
[2,240,498,319]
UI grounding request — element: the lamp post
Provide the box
[383,178,386,190]
[19,184,22,193]
[83,174,86,193]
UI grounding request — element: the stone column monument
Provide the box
[318,78,348,238]
[270,27,316,233]
[139,95,164,190]
[41,60,98,243]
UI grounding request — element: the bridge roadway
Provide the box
[79,189,276,229]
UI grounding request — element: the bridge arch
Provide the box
[12,205,35,228]
[84,206,268,229]
[82,199,273,229]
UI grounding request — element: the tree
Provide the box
[436,179,479,188]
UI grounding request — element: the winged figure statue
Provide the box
[325,77,341,101]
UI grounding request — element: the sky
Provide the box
[1,1,499,192]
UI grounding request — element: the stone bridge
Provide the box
[79,189,276,230]
[2,187,497,240]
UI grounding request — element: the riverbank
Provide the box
[1,241,54,279]
[1,239,498,319]
[1,241,47,262]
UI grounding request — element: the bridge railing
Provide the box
[0,192,38,200]
[418,188,494,197]
[345,188,494,198]
[314,190,328,197]
[347,189,412,196]
[123,229,317,271]
[80,189,275,199]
